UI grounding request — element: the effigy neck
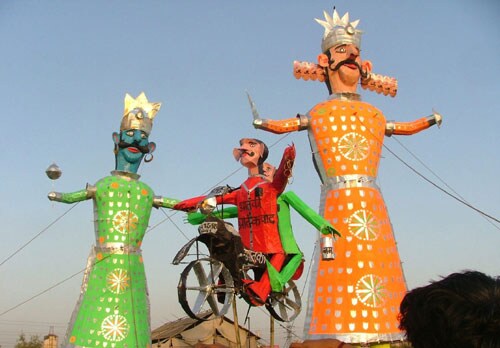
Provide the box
[111,170,140,181]
[328,92,361,101]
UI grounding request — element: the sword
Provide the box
[246,91,260,121]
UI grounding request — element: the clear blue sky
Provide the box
[0,1,499,347]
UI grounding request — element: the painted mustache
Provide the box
[331,59,363,73]
[118,141,150,154]
[233,148,255,161]
[238,149,255,157]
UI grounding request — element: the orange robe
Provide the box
[254,93,440,343]
[303,97,406,343]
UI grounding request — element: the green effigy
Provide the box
[49,93,178,347]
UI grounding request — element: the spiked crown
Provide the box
[120,92,161,135]
[315,9,362,52]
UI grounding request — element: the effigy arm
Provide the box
[253,114,309,134]
[173,189,239,212]
[386,111,442,136]
[153,196,181,209]
[47,184,95,204]
[280,191,341,237]
[272,144,296,194]
[187,206,238,225]
[172,195,207,212]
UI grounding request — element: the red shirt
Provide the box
[220,145,295,253]
[174,145,295,254]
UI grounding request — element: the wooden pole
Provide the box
[270,314,275,348]
[232,293,242,347]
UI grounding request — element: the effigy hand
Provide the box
[283,143,296,175]
[431,109,443,127]
[321,225,341,237]
[284,143,296,158]
[47,192,62,202]
[252,117,265,130]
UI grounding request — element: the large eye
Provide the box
[140,132,147,139]
[335,46,346,53]
[126,130,134,137]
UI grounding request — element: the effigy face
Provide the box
[233,138,266,169]
[322,44,364,93]
[115,129,151,170]
[114,92,161,173]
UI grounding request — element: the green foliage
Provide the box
[15,333,43,348]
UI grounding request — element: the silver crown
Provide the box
[120,92,161,136]
[315,9,362,52]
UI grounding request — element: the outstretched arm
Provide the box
[253,114,309,134]
[47,184,95,204]
[172,194,207,212]
[386,111,442,136]
[173,189,239,212]
[187,206,238,225]
[153,196,181,209]
[280,191,341,237]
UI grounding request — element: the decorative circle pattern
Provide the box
[101,314,129,341]
[337,132,369,161]
[112,210,138,234]
[355,274,387,308]
[348,209,379,240]
[106,268,130,294]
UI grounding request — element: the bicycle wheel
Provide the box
[266,280,302,322]
[178,258,234,320]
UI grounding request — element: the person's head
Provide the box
[113,92,161,173]
[315,9,372,94]
[399,270,500,348]
[232,138,268,174]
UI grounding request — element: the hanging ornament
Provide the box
[45,163,62,180]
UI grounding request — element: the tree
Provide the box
[15,333,42,348]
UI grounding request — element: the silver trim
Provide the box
[323,174,378,190]
[95,244,142,254]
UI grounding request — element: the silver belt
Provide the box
[95,243,142,254]
[322,174,378,190]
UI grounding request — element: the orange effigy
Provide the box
[252,10,442,345]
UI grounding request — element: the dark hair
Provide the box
[323,49,334,95]
[399,270,500,348]
[256,139,269,165]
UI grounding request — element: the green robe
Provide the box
[59,172,177,348]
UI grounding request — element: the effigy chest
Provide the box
[236,178,282,253]
[93,175,154,248]
[308,99,386,182]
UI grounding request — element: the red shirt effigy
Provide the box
[220,145,295,254]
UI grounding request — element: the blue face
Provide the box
[113,129,152,173]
